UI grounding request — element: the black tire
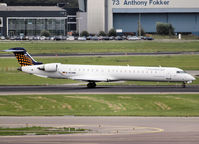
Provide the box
[87,82,96,88]
[182,82,186,88]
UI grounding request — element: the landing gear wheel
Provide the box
[182,82,186,88]
[87,82,96,88]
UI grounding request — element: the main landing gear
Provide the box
[87,82,96,88]
[182,82,186,88]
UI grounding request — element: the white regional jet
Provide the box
[3,47,195,88]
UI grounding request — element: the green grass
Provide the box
[0,126,87,136]
[2,55,199,70]
[0,41,199,54]
[0,94,199,116]
[0,55,199,85]
[0,72,77,85]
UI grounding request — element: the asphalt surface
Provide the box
[0,116,199,144]
[0,85,199,95]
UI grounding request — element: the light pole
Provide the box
[76,17,82,37]
[138,13,142,36]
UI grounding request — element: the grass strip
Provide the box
[0,41,199,54]
[1,55,199,70]
[0,94,199,116]
[0,126,87,136]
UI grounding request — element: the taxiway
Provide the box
[0,116,199,144]
[0,85,199,95]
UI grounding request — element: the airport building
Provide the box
[0,4,67,37]
[1,1,199,37]
[78,0,199,35]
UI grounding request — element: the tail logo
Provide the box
[2,47,43,66]
[15,53,33,66]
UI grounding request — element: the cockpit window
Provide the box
[176,71,186,74]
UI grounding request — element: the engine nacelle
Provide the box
[38,63,59,72]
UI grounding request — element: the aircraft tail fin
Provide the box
[3,47,43,66]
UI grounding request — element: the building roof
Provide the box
[113,8,199,13]
[0,6,65,11]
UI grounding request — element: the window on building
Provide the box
[0,17,3,27]
[8,18,65,36]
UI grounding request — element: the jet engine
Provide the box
[38,63,59,72]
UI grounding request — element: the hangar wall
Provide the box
[141,14,167,32]
[168,14,198,33]
[86,0,199,34]
[113,13,168,32]
[113,13,199,33]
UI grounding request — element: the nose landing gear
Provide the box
[87,82,96,88]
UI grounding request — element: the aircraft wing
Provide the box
[69,74,115,82]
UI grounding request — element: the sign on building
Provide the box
[116,29,123,33]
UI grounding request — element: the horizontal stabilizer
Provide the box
[2,49,24,52]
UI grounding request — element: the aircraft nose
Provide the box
[191,76,196,81]
[188,75,195,81]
